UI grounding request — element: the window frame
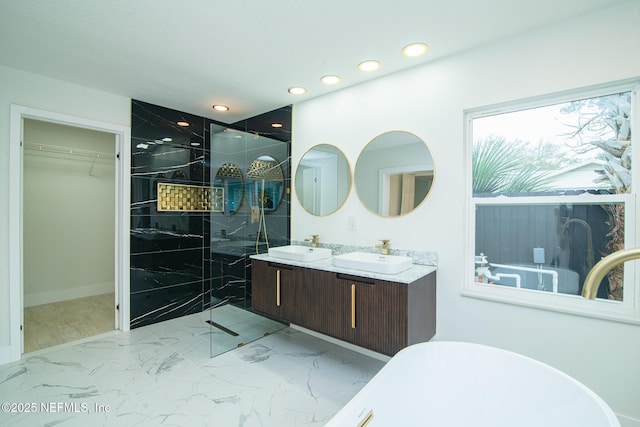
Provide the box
[464,80,640,324]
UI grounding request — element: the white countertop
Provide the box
[250,253,436,284]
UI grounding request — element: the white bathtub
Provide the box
[326,341,619,427]
[490,263,580,294]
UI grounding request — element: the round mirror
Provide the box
[213,162,244,215]
[295,144,351,216]
[355,131,434,217]
[245,156,284,212]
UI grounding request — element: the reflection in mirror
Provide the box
[214,163,244,215]
[355,131,434,217]
[295,144,351,216]
[245,156,284,212]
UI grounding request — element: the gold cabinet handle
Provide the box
[357,409,374,427]
[351,283,356,329]
[276,270,281,306]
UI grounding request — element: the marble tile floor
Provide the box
[0,308,386,426]
[23,293,116,353]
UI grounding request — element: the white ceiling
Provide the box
[0,0,628,123]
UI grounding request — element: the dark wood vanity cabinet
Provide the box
[327,274,407,356]
[252,259,436,356]
[252,261,324,331]
[251,261,297,321]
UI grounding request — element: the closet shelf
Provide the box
[23,142,115,161]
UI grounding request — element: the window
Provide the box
[465,81,640,322]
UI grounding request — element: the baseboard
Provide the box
[24,282,114,307]
[618,414,640,427]
[290,324,391,363]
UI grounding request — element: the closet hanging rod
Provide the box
[23,142,115,161]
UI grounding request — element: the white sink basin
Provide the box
[333,252,413,274]
[268,245,332,262]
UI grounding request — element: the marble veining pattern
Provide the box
[131,100,292,330]
[0,310,384,426]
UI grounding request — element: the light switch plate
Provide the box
[348,216,357,231]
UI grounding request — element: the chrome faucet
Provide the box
[305,234,320,247]
[375,239,390,255]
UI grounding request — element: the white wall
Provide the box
[23,119,115,306]
[0,65,130,350]
[292,1,640,424]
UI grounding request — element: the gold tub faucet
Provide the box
[582,247,640,299]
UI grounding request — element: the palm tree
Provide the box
[472,136,549,195]
[561,92,631,300]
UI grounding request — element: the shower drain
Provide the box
[205,320,239,336]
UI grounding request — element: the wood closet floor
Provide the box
[23,293,114,353]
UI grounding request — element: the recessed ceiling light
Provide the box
[212,104,229,112]
[320,75,341,85]
[271,123,283,128]
[162,137,173,142]
[136,143,149,149]
[358,60,381,72]
[190,142,201,146]
[288,86,307,95]
[177,121,190,127]
[402,42,429,57]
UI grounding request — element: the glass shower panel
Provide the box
[208,123,287,358]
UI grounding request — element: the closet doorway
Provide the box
[8,105,131,362]
[22,119,116,352]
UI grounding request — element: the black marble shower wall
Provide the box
[130,100,291,328]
